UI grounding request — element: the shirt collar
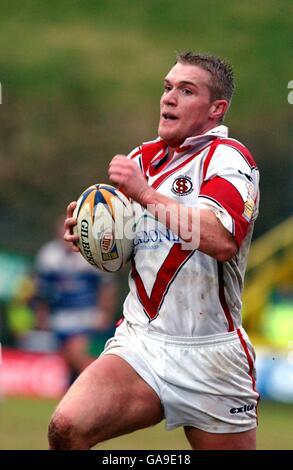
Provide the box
[176,125,228,151]
[153,125,228,154]
[148,125,228,169]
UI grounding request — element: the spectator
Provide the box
[34,216,117,385]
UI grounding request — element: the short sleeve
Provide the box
[199,142,260,247]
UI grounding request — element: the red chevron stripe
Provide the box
[131,244,194,321]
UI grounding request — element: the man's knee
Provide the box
[48,411,88,450]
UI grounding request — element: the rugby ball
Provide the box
[73,184,135,272]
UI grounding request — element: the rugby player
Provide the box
[49,52,260,450]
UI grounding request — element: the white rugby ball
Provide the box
[73,184,135,272]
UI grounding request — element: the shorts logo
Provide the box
[229,404,255,414]
[172,175,193,196]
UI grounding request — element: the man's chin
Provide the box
[158,129,181,148]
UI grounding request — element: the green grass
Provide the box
[0,397,292,450]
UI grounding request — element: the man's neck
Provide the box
[168,124,220,159]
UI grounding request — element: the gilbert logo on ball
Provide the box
[79,219,96,267]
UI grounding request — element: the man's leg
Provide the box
[184,426,256,450]
[48,354,163,449]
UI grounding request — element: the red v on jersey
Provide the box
[130,139,219,322]
[131,244,195,321]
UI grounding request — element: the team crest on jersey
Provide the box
[171,175,193,196]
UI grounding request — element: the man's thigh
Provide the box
[52,354,164,447]
[184,426,256,450]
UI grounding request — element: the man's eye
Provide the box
[164,85,172,92]
[182,88,192,95]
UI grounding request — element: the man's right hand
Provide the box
[64,201,80,252]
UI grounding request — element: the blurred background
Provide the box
[0,0,292,450]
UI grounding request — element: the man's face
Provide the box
[158,62,216,148]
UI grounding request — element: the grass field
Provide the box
[0,397,292,450]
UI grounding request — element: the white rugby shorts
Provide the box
[102,320,259,433]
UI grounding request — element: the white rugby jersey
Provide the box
[123,125,260,337]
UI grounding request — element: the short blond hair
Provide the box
[176,51,235,103]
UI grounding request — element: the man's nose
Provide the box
[162,89,177,106]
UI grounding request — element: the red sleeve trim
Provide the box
[200,176,249,246]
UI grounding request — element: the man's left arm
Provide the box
[108,155,239,261]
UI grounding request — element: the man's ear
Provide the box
[210,100,229,121]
